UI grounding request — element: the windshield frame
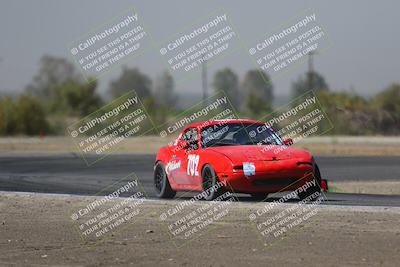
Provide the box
[199,122,284,149]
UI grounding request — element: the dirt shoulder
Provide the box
[1,192,400,266]
[1,136,400,156]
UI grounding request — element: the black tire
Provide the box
[250,193,269,201]
[154,161,176,199]
[201,164,224,201]
[298,164,322,201]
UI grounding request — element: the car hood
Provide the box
[206,145,312,163]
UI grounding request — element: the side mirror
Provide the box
[283,138,293,146]
[176,139,190,150]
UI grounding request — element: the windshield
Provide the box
[200,123,283,148]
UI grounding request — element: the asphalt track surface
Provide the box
[0,153,399,207]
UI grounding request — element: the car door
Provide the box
[172,127,200,186]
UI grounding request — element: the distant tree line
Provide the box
[0,55,399,135]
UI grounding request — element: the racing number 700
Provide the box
[187,154,200,176]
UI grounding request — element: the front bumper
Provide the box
[218,160,314,193]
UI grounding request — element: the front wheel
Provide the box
[154,162,176,199]
[298,164,322,201]
[201,164,224,201]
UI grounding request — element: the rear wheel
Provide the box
[154,162,176,199]
[298,164,322,201]
[250,193,269,201]
[202,164,224,201]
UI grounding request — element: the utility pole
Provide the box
[307,51,315,90]
[201,57,208,106]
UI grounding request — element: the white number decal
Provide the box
[187,154,200,176]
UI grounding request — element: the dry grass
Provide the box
[0,136,399,156]
[330,181,400,195]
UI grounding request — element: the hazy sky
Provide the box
[1,0,399,99]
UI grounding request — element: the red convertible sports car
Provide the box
[154,119,325,201]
